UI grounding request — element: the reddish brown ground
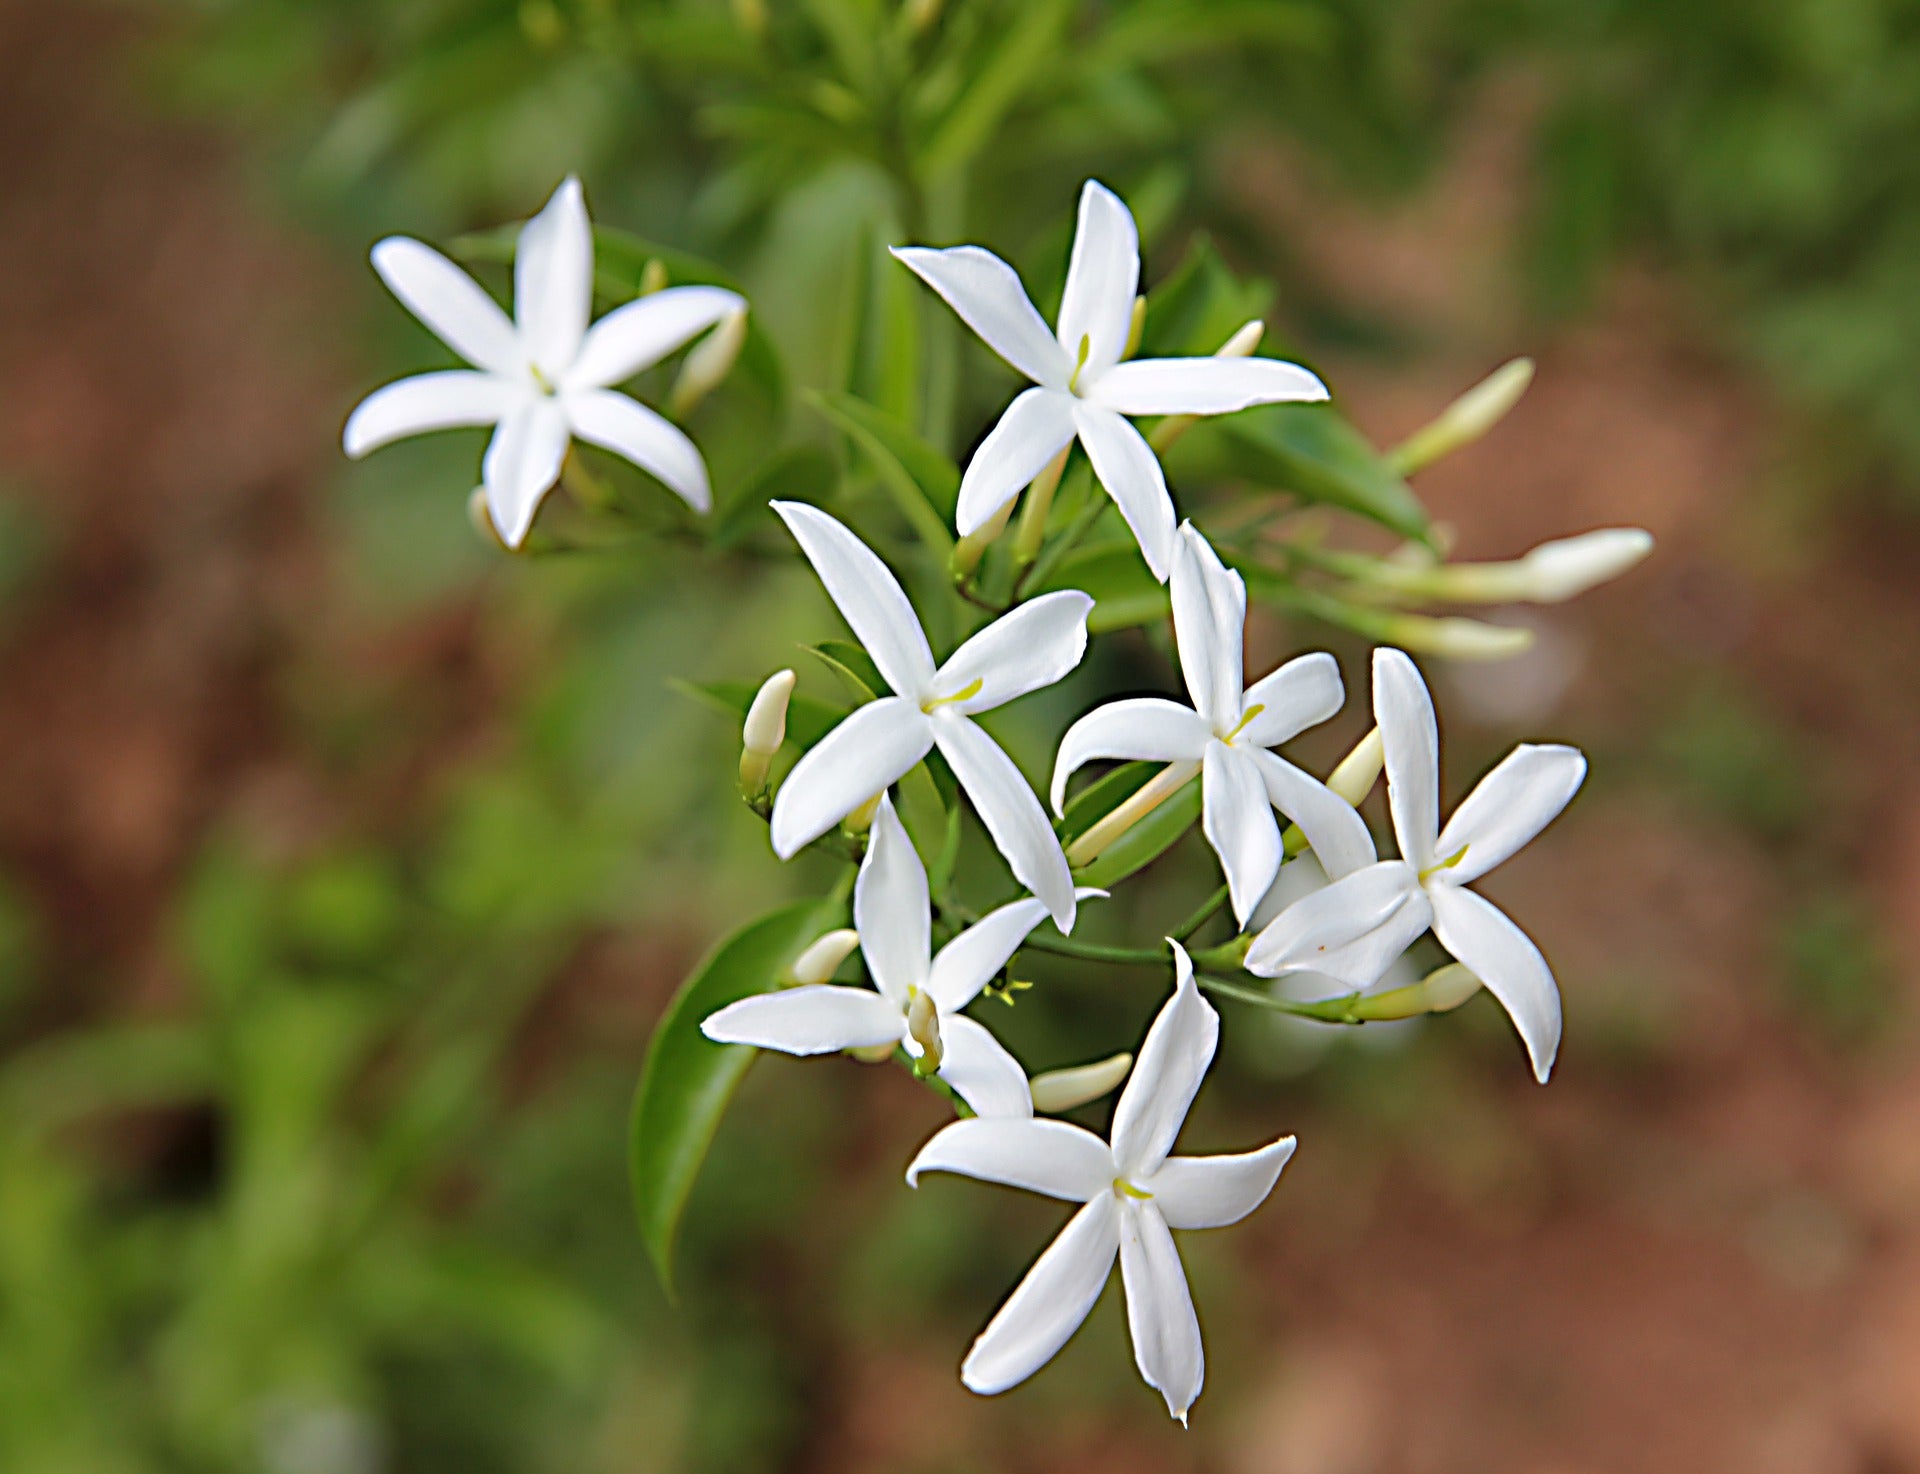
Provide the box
[6,8,1919,1474]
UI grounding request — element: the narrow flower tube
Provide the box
[740,669,796,794]
[1029,1052,1133,1114]
[1324,528,1654,606]
[1387,357,1534,475]
[670,308,749,418]
[952,494,1016,580]
[785,928,860,987]
[1381,613,1533,662]
[1064,760,1202,869]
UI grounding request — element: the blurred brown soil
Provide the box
[7,10,1920,1474]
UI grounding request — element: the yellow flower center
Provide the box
[921,677,984,713]
[1417,845,1470,883]
[1113,1178,1154,1201]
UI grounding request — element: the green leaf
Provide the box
[1139,235,1273,358]
[807,390,959,544]
[919,0,1077,179]
[713,443,837,549]
[1059,761,1159,842]
[806,640,887,703]
[1168,403,1432,545]
[630,896,847,1297]
[1035,543,1170,633]
[1071,777,1203,890]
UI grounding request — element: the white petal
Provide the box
[771,501,937,698]
[1090,356,1328,415]
[1049,699,1212,814]
[1202,743,1283,930]
[906,1117,1113,1199]
[1243,860,1428,983]
[1111,944,1218,1179]
[1072,405,1177,581]
[1056,180,1140,381]
[481,400,570,547]
[564,284,745,390]
[699,984,904,1054]
[1248,852,1330,934]
[564,389,711,512]
[927,897,1052,1013]
[1246,749,1377,881]
[1374,648,1440,869]
[955,388,1078,536]
[937,1015,1035,1119]
[1237,651,1345,749]
[891,245,1071,387]
[931,590,1092,714]
[933,714,1077,933]
[960,1195,1119,1395]
[1142,1138,1296,1231]
[1170,524,1247,730]
[1435,743,1587,885]
[516,177,594,377]
[343,372,525,457]
[369,237,523,374]
[853,797,930,1005]
[1118,1201,1204,1423]
[768,697,933,858]
[1429,885,1562,1084]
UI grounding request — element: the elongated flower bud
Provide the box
[739,669,795,794]
[786,928,859,987]
[906,989,942,1073]
[670,308,749,418]
[1010,445,1071,569]
[1517,528,1654,603]
[638,258,669,297]
[1388,357,1534,475]
[1029,1052,1133,1113]
[1065,759,1202,868]
[1340,527,1654,606]
[1418,962,1482,1013]
[951,494,1016,581]
[1327,727,1384,806]
[1148,320,1264,453]
[1382,613,1532,662]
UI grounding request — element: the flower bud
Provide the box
[738,669,795,794]
[951,494,1016,581]
[1064,759,1202,868]
[1383,614,1533,662]
[904,0,946,34]
[731,0,767,37]
[1327,726,1384,807]
[844,791,884,835]
[1029,1052,1133,1114]
[1010,446,1071,569]
[906,989,942,1073]
[786,928,859,987]
[1387,357,1534,475]
[1517,528,1654,603]
[670,308,749,418]
[638,258,669,297]
[1418,962,1482,1013]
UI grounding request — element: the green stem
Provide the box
[1170,885,1230,943]
[1018,934,1167,966]
[1195,973,1433,1024]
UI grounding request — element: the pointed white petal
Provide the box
[955,387,1078,536]
[1435,743,1587,885]
[1246,749,1377,881]
[564,284,745,390]
[1248,853,1329,934]
[1202,743,1284,929]
[369,237,523,374]
[1118,1201,1204,1423]
[1170,524,1247,730]
[1049,699,1211,814]
[1056,180,1140,380]
[906,1117,1113,1198]
[481,400,570,547]
[564,389,711,512]
[1374,648,1440,870]
[699,984,904,1054]
[853,797,930,1006]
[1111,944,1218,1178]
[1072,405,1177,581]
[891,245,1071,387]
[960,1195,1119,1395]
[1429,885,1562,1083]
[928,897,1052,1013]
[343,372,525,457]
[768,697,933,857]
[1143,1138,1296,1231]
[937,1015,1035,1119]
[1243,860,1428,983]
[932,714,1077,932]
[1090,356,1328,415]
[931,590,1092,715]
[1237,650,1345,748]
[771,501,937,698]
[515,177,593,377]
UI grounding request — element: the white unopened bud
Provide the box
[1385,615,1533,662]
[906,989,942,1073]
[1418,962,1483,1013]
[638,258,669,297]
[670,308,748,418]
[1517,528,1654,603]
[1389,357,1535,475]
[787,928,859,987]
[739,669,795,793]
[1029,1052,1133,1114]
[1327,727,1384,807]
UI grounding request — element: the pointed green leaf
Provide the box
[808,390,960,538]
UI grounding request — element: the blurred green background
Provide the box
[4,1,1920,1470]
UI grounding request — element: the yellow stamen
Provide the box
[921,677,983,713]
[1113,1178,1154,1200]
[1067,333,1092,394]
[1418,845,1469,883]
[1223,703,1266,743]
[529,363,557,395]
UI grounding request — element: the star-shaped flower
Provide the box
[907,943,1294,1423]
[1245,647,1587,1082]
[768,501,1092,931]
[703,797,1096,1117]
[1051,524,1375,926]
[343,177,744,546]
[892,180,1328,580]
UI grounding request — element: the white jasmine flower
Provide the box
[768,501,1092,931]
[343,177,745,546]
[907,943,1294,1423]
[1051,524,1374,926]
[704,798,1092,1117]
[893,181,1327,580]
[1245,647,1586,1082]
